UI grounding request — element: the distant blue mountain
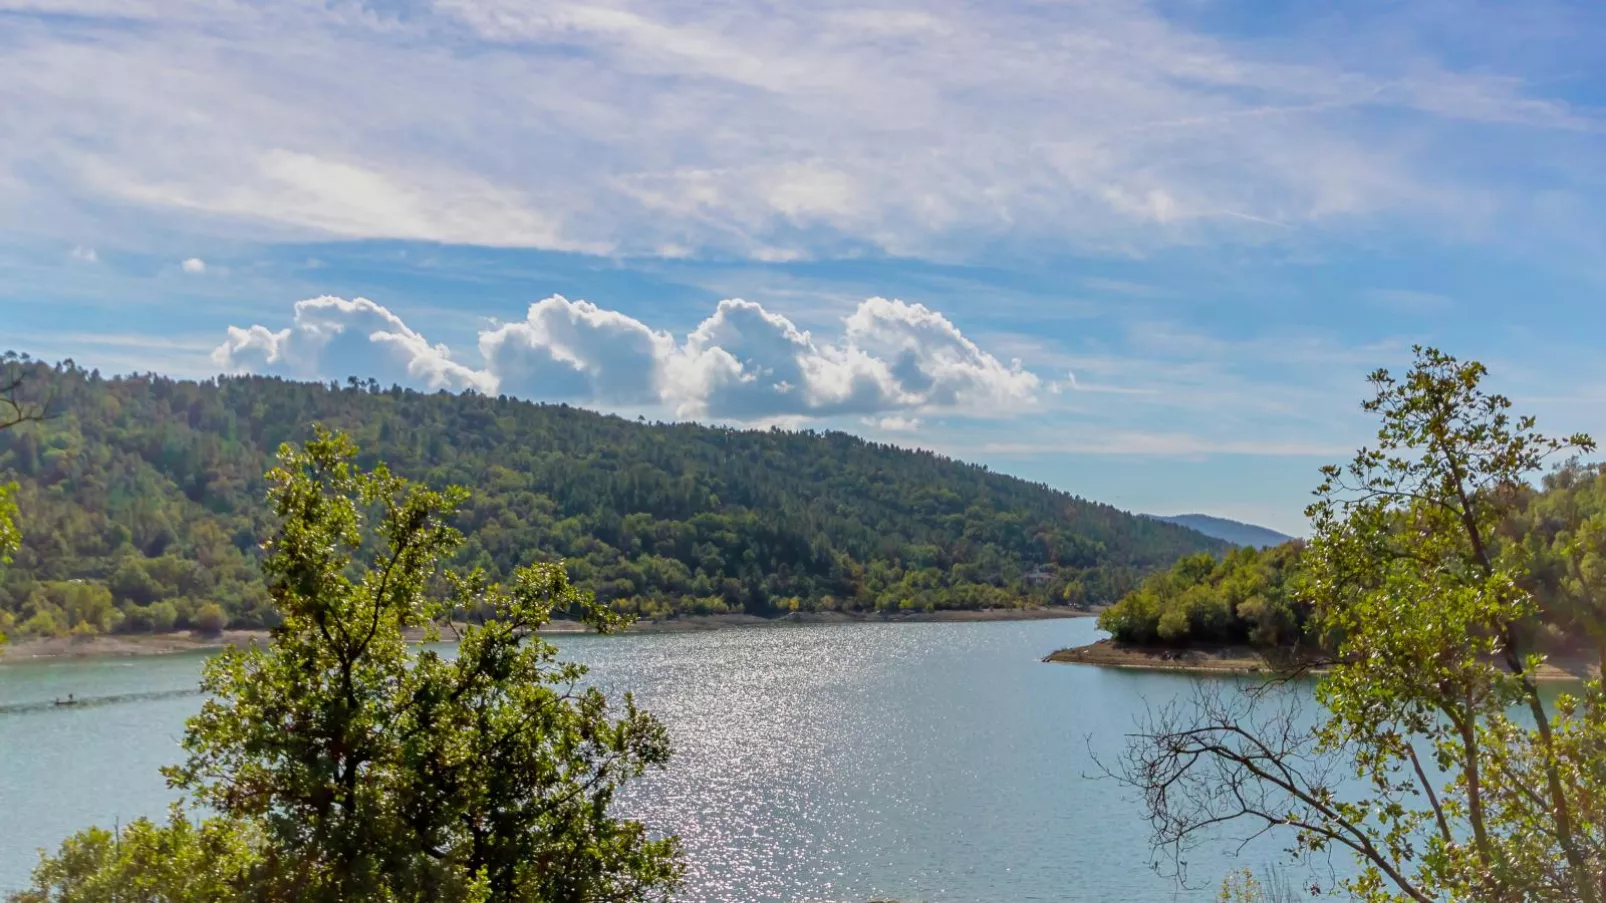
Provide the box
[1148,514,1293,549]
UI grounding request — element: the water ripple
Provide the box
[2,620,1324,901]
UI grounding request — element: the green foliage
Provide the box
[1216,867,1300,903]
[11,581,119,636]
[0,361,1225,636]
[1217,870,1266,903]
[1101,461,1606,653]
[0,482,17,566]
[8,805,259,903]
[1498,461,1606,656]
[0,481,16,645]
[17,429,681,902]
[1119,347,1606,903]
[1297,347,1601,902]
[1097,543,1306,646]
[0,351,53,647]
[191,601,227,635]
[121,600,179,633]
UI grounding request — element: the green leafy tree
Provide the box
[1113,347,1606,902]
[8,805,260,903]
[190,600,228,635]
[15,428,681,902]
[1097,543,1307,647]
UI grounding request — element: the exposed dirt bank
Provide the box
[1045,638,1598,682]
[1044,638,1299,675]
[3,607,1094,660]
[2,629,272,660]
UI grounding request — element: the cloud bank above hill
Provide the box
[213,295,1041,422]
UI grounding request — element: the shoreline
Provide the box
[1,606,1093,662]
[1043,638,1303,676]
[1045,638,1599,682]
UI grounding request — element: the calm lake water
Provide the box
[0,619,1321,901]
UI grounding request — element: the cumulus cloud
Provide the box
[180,257,206,273]
[659,297,1038,419]
[212,296,491,393]
[844,298,1039,410]
[69,245,97,263]
[216,294,1042,421]
[668,298,881,419]
[479,296,672,404]
[864,415,922,432]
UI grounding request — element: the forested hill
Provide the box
[0,362,1226,636]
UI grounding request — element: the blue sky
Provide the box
[4,0,1606,536]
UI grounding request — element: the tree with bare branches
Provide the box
[0,352,51,645]
[1113,346,1606,902]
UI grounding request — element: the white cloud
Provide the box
[216,293,1041,421]
[479,296,673,404]
[667,298,903,419]
[0,0,1596,258]
[844,298,1039,410]
[212,296,492,393]
[661,297,1040,419]
[666,298,832,419]
[864,415,922,432]
[180,257,206,274]
[89,150,605,254]
[69,245,97,263]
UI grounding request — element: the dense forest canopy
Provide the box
[1100,460,1606,650]
[0,360,1226,637]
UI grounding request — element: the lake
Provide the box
[0,618,1318,901]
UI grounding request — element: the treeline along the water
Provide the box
[0,361,1225,636]
[1099,460,1606,652]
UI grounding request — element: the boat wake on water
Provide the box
[0,687,202,715]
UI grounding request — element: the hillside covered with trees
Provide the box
[0,360,1225,637]
[1100,460,1606,652]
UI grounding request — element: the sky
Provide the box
[3,0,1606,537]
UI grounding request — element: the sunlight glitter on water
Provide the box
[1,619,1315,901]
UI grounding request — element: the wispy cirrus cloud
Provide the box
[0,0,1597,260]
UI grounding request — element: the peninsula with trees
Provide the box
[1052,347,1606,681]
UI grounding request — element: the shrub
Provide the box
[192,602,228,636]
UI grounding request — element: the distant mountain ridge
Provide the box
[1148,514,1293,549]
